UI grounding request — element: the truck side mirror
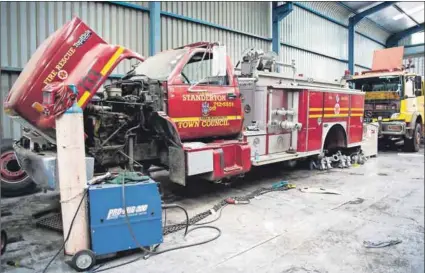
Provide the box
[212,45,227,77]
[415,76,422,90]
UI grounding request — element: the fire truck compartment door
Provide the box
[244,132,267,157]
[186,150,214,176]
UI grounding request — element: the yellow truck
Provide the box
[348,47,424,152]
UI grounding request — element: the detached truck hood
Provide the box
[3,17,144,140]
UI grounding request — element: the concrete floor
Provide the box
[1,148,424,273]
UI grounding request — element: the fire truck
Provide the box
[2,17,366,194]
[347,47,424,152]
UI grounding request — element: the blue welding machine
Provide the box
[70,179,163,271]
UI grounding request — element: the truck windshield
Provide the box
[133,48,188,80]
[349,76,402,93]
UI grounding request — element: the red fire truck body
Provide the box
[238,73,364,168]
[3,17,365,190]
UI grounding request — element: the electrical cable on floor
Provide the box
[44,150,294,272]
[164,206,167,229]
[91,226,221,273]
[191,205,228,226]
[41,189,88,273]
[92,171,294,272]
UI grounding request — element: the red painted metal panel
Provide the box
[348,94,365,144]
[307,91,324,151]
[4,17,144,138]
[265,90,270,155]
[167,51,243,141]
[207,141,251,181]
[297,90,308,152]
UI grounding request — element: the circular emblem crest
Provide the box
[58,70,68,80]
[334,95,340,114]
[334,103,340,114]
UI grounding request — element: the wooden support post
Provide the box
[56,85,89,255]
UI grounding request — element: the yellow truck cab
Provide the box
[348,47,424,152]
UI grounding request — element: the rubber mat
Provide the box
[35,213,63,232]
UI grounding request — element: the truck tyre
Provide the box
[1,230,6,255]
[1,139,37,197]
[404,123,422,153]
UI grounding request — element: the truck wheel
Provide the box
[1,230,7,255]
[1,139,37,197]
[404,123,422,153]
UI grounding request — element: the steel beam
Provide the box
[337,1,392,33]
[404,44,425,56]
[348,19,355,75]
[149,2,161,56]
[272,2,293,55]
[386,24,425,47]
[348,1,396,74]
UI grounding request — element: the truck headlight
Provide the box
[378,116,382,121]
[387,124,403,132]
[391,113,399,119]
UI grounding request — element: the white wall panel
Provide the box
[355,34,385,68]
[280,45,347,82]
[404,55,425,77]
[161,17,271,67]
[280,2,387,78]
[300,1,351,22]
[398,36,413,46]
[281,6,347,60]
[161,2,270,38]
[0,72,22,140]
[354,65,370,74]
[301,1,391,43]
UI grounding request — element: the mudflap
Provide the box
[168,146,186,186]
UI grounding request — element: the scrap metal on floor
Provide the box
[1,148,424,273]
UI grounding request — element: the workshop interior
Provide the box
[0,1,424,273]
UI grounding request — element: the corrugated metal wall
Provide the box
[160,1,271,66]
[281,5,347,61]
[354,34,384,68]
[0,73,22,140]
[300,2,390,43]
[279,45,348,82]
[398,36,424,77]
[161,2,270,38]
[398,36,412,46]
[0,1,150,74]
[404,55,425,77]
[280,2,387,83]
[161,17,271,66]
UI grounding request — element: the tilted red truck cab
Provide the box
[5,17,365,190]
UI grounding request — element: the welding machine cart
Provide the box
[69,178,163,272]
